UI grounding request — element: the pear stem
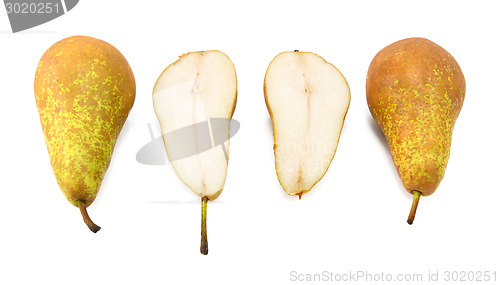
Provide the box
[200,196,208,255]
[78,201,101,233]
[407,191,422,225]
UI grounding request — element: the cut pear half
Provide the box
[153,50,237,254]
[264,51,350,198]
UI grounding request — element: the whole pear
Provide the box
[366,37,465,224]
[34,36,136,232]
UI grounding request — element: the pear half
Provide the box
[264,51,350,198]
[153,50,237,255]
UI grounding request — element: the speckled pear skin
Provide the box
[34,36,135,207]
[366,38,465,196]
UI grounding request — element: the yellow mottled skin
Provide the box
[34,36,135,207]
[367,38,465,196]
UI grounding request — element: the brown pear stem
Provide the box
[407,191,422,225]
[78,201,101,233]
[200,196,208,255]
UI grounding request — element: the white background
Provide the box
[0,0,498,284]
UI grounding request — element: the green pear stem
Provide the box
[78,201,101,233]
[200,196,208,255]
[407,191,422,225]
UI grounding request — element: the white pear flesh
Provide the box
[153,51,237,200]
[264,51,350,197]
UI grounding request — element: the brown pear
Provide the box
[366,37,465,224]
[34,36,136,232]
